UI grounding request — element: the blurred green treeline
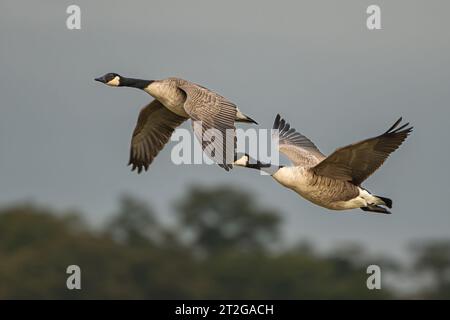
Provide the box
[0,185,449,299]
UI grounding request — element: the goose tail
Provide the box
[361,205,391,214]
[375,195,393,209]
[235,109,258,124]
[359,188,393,214]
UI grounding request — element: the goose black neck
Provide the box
[245,159,283,175]
[120,77,154,89]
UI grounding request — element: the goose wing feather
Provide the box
[129,99,187,173]
[273,114,325,167]
[311,117,413,185]
[178,82,237,171]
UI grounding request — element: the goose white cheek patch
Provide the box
[106,76,120,86]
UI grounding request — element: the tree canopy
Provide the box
[0,186,447,299]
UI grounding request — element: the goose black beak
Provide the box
[95,77,106,83]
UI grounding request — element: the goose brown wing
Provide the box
[312,118,413,185]
[129,100,187,173]
[178,82,237,171]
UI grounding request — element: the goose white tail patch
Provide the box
[234,155,249,166]
[236,108,247,120]
[358,188,385,206]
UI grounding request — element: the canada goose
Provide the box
[234,114,413,214]
[95,73,257,172]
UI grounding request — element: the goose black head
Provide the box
[95,73,121,86]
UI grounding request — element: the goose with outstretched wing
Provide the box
[234,114,412,214]
[95,73,257,173]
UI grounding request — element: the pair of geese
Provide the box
[95,73,413,214]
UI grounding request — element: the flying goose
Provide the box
[234,114,413,214]
[95,73,257,173]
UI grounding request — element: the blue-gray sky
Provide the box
[1,0,449,258]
